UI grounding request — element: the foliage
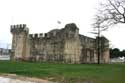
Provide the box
[0,61,125,83]
[110,48,125,58]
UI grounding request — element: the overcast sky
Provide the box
[0,0,125,50]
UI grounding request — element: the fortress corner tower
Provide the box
[10,24,30,60]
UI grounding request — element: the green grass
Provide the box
[0,61,125,83]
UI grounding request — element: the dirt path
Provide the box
[0,74,57,83]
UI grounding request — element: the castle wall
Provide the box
[29,33,65,62]
[63,38,81,63]
[10,23,109,63]
[25,35,30,60]
[100,37,110,63]
[79,35,97,63]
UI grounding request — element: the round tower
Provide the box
[10,24,29,60]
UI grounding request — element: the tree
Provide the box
[92,0,125,64]
[110,48,120,58]
[121,50,125,57]
[92,12,109,64]
[110,48,125,58]
[98,0,125,27]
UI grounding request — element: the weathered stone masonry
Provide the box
[10,23,109,63]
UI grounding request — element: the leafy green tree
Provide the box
[110,48,120,58]
[121,50,125,57]
[110,48,125,58]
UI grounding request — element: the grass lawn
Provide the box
[0,61,125,83]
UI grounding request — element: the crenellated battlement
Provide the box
[29,33,45,39]
[10,24,29,34]
[29,33,52,39]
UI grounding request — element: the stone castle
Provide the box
[10,23,109,63]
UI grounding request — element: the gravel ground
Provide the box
[0,74,56,83]
[0,77,35,83]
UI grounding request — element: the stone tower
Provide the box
[10,24,30,60]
